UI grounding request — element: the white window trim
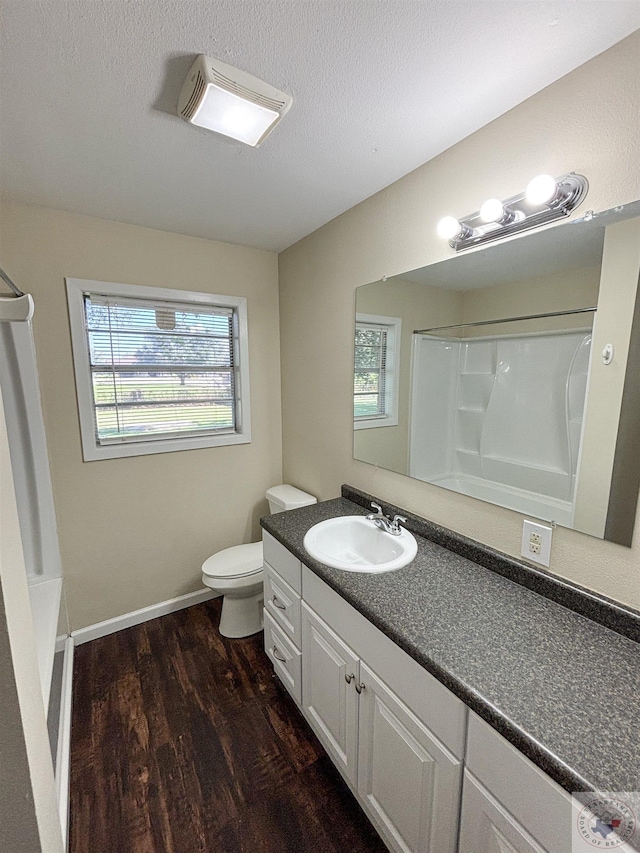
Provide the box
[354,312,401,430]
[66,278,251,461]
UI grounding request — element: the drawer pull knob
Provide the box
[272,645,287,663]
[355,681,366,694]
[272,595,286,610]
[345,672,355,684]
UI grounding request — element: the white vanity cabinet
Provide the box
[262,530,577,853]
[458,715,573,853]
[301,568,466,853]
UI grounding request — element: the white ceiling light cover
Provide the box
[178,54,293,147]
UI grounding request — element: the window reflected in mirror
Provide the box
[354,314,401,430]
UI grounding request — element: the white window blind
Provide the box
[354,322,388,420]
[83,292,239,445]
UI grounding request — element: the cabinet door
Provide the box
[458,771,547,853]
[301,602,359,784]
[357,662,462,853]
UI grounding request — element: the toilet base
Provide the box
[219,589,264,638]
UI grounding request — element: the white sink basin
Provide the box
[303,515,417,573]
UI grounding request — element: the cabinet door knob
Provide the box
[272,645,287,663]
[272,595,286,610]
[345,672,355,684]
[355,681,366,694]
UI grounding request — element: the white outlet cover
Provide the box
[521,520,553,567]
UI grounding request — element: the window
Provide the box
[354,313,401,429]
[66,279,251,460]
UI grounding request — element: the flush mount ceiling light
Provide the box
[178,55,293,147]
[437,173,589,252]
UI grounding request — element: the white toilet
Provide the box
[202,485,317,638]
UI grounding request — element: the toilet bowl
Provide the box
[202,542,264,638]
[202,485,316,638]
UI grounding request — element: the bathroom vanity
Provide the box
[260,486,640,853]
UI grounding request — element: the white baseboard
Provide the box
[70,588,219,645]
[56,636,74,851]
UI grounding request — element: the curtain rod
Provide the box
[413,306,597,335]
[0,266,25,298]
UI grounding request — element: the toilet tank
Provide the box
[266,485,317,514]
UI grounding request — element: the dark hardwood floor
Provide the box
[70,598,388,853]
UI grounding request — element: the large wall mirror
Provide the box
[353,201,640,544]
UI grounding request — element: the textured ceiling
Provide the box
[1,2,639,252]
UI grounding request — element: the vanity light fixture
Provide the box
[437,172,589,251]
[178,55,293,147]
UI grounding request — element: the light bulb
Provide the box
[479,198,505,223]
[437,216,463,240]
[525,174,557,206]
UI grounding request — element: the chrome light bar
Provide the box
[437,173,589,252]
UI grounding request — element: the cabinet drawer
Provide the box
[263,562,301,647]
[264,610,302,705]
[263,531,302,592]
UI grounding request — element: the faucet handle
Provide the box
[391,515,407,532]
[369,502,383,516]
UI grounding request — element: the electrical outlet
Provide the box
[529,532,542,555]
[521,520,552,567]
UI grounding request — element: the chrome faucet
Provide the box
[366,502,407,536]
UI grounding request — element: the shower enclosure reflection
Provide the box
[353,202,640,544]
[410,315,593,527]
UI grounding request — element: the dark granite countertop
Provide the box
[261,491,640,796]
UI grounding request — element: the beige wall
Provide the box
[460,264,600,334]
[0,204,282,630]
[279,32,640,610]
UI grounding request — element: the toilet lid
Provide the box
[202,541,264,579]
